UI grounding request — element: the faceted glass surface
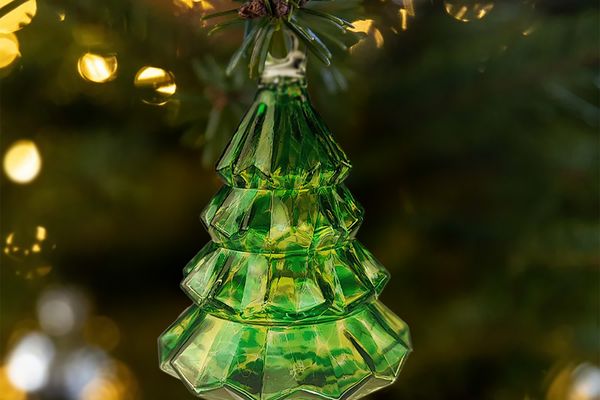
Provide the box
[216,80,351,190]
[180,242,389,322]
[201,185,363,253]
[160,77,411,400]
[162,302,410,400]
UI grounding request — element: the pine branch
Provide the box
[202,0,362,76]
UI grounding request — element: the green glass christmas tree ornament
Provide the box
[159,49,411,400]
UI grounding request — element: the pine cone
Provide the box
[239,0,267,18]
[274,1,291,17]
[239,0,308,19]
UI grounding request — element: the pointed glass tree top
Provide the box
[216,51,352,190]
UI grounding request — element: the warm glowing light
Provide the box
[395,0,416,32]
[547,363,600,400]
[3,139,42,184]
[80,361,138,400]
[63,348,108,398]
[522,25,536,36]
[135,66,168,82]
[0,367,26,400]
[174,0,214,11]
[155,83,177,95]
[2,226,54,279]
[0,32,19,68]
[57,11,66,21]
[349,19,384,53]
[350,19,373,35]
[81,378,124,400]
[35,226,46,241]
[7,333,54,392]
[77,53,118,83]
[5,232,13,245]
[399,9,409,31]
[24,265,51,279]
[134,66,177,105]
[0,0,36,33]
[443,1,494,22]
[402,0,416,16]
[570,364,600,400]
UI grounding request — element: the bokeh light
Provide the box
[0,32,19,68]
[6,319,37,347]
[77,52,118,83]
[396,0,416,32]
[3,226,48,259]
[37,288,88,337]
[443,1,494,23]
[62,347,109,399]
[349,19,384,54]
[547,363,600,400]
[134,66,177,105]
[80,361,139,400]
[6,333,54,392]
[569,364,600,400]
[522,24,537,37]
[173,0,215,12]
[0,0,36,33]
[0,367,26,400]
[2,225,54,279]
[2,287,138,399]
[3,139,42,184]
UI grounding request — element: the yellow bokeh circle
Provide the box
[77,52,118,83]
[3,139,42,184]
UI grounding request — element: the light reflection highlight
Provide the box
[443,1,494,23]
[0,0,37,33]
[0,32,19,68]
[134,66,177,105]
[6,333,55,392]
[77,52,118,83]
[399,9,409,31]
[349,19,384,54]
[174,0,215,11]
[3,139,42,184]
[397,0,415,32]
[522,25,536,36]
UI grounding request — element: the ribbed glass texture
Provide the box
[159,77,411,400]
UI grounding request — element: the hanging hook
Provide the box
[261,32,306,83]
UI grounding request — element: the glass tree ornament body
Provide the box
[159,50,411,400]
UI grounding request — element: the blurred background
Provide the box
[0,0,599,399]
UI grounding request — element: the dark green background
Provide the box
[1,0,598,399]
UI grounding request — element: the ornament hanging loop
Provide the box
[260,33,306,84]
